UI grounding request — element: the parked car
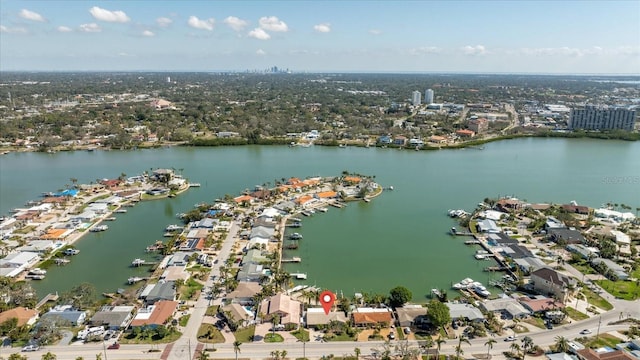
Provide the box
[22,345,40,352]
[107,342,120,350]
[504,336,517,342]
[580,329,592,335]
[403,327,411,334]
[388,331,396,340]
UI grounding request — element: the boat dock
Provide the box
[449,227,474,236]
[281,257,302,263]
[36,293,59,309]
[329,201,346,208]
[290,273,307,279]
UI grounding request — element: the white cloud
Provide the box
[409,46,442,55]
[258,16,288,32]
[313,23,331,33]
[57,26,73,33]
[19,9,46,22]
[89,6,130,23]
[462,45,487,55]
[142,30,155,37]
[224,16,248,31]
[188,16,215,31]
[369,29,382,35]
[156,17,173,28]
[519,47,601,57]
[248,28,270,40]
[256,49,266,55]
[0,25,28,34]
[79,23,101,33]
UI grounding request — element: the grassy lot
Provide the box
[291,329,310,341]
[570,261,596,276]
[197,324,226,344]
[234,325,255,343]
[179,315,190,327]
[565,307,589,321]
[326,332,357,341]
[522,317,544,330]
[595,278,640,301]
[264,333,284,342]
[180,278,204,300]
[582,287,613,310]
[576,333,621,349]
[205,305,219,317]
[14,226,36,234]
[120,330,182,344]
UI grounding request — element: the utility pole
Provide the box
[596,315,602,340]
[103,340,108,360]
[188,339,191,360]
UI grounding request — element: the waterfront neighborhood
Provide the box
[1,165,639,360]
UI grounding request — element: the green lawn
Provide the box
[197,324,226,344]
[582,287,613,310]
[595,279,640,301]
[234,325,255,343]
[291,329,310,342]
[565,307,589,321]
[264,333,284,343]
[205,305,219,317]
[179,315,190,327]
[576,333,621,349]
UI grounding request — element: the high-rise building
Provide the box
[425,89,434,104]
[569,106,636,131]
[412,91,421,106]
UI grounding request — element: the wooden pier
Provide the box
[449,227,474,236]
[36,293,59,309]
[281,257,302,263]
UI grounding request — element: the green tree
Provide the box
[9,354,28,360]
[42,352,57,360]
[485,338,497,359]
[455,336,470,359]
[426,299,451,332]
[233,340,242,360]
[354,347,361,359]
[388,286,412,308]
[435,337,447,360]
[554,336,570,353]
[196,350,210,360]
[521,336,535,360]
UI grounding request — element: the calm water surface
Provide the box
[0,138,638,301]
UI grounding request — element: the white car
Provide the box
[504,336,517,342]
[580,329,592,335]
[22,345,40,352]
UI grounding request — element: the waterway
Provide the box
[0,138,638,301]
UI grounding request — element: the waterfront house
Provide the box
[456,129,475,138]
[195,218,217,229]
[478,298,530,319]
[250,189,273,200]
[186,228,209,240]
[160,266,191,282]
[89,305,134,330]
[468,118,489,134]
[99,179,122,190]
[17,240,59,254]
[316,191,338,199]
[590,258,629,280]
[575,347,636,360]
[495,198,523,212]
[0,307,38,327]
[259,293,302,327]
[168,252,192,266]
[221,303,253,329]
[305,307,347,329]
[295,195,316,207]
[130,300,178,328]
[253,216,277,228]
[377,135,392,145]
[393,136,407,146]
[242,249,269,265]
[151,168,174,183]
[567,244,599,260]
[610,230,632,257]
[395,305,428,328]
[237,263,268,282]
[545,216,566,229]
[446,303,485,323]
[429,135,448,144]
[250,226,274,239]
[530,267,576,302]
[352,307,393,327]
[144,281,176,305]
[478,210,508,221]
[518,296,565,314]
[86,203,109,214]
[247,236,269,249]
[477,219,501,233]
[562,204,590,215]
[71,210,98,223]
[41,305,87,326]
[513,257,547,274]
[234,195,254,205]
[500,244,534,259]
[226,281,262,305]
[487,232,518,246]
[41,228,74,240]
[548,228,586,244]
[0,251,41,277]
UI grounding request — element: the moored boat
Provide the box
[90,225,108,232]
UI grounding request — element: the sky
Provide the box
[0,0,639,74]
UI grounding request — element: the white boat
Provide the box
[289,233,303,240]
[128,277,144,284]
[131,258,145,267]
[291,273,307,280]
[317,207,328,213]
[189,183,201,187]
[29,268,47,275]
[452,283,464,290]
[26,274,45,280]
[165,225,183,231]
[114,209,127,213]
[63,248,80,256]
[90,225,108,232]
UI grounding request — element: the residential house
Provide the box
[591,258,629,280]
[88,305,134,330]
[519,296,565,314]
[610,230,632,257]
[395,305,428,328]
[513,257,548,274]
[478,298,530,319]
[575,348,636,360]
[17,240,59,254]
[352,308,393,327]
[305,308,347,329]
[237,263,268,282]
[377,135,392,145]
[41,305,87,326]
[259,293,302,327]
[477,219,500,233]
[456,129,476,138]
[0,307,39,326]
[144,281,176,305]
[130,300,178,328]
[429,135,447,144]
[446,303,485,322]
[548,228,586,244]
[226,282,262,305]
[160,266,191,282]
[530,267,576,302]
[0,251,41,277]
[562,205,590,215]
[393,136,407,146]
[567,244,599,260]
[221,303,253,329]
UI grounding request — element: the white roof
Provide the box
[610,230,631,244]
[1,251,40,265]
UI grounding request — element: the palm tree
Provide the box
[554,336,570,353]
[456,336,470,359]
[233,340,241,360]
[485,338,497,359]
[354,347,361,359]
[521,336,534,360]
[196,350,210,360]
[510,343,522,360]
[42,352,57,360]
[435,336,447,360]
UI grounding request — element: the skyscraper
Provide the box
[569,106,636,131]
[412,91,421,106]
[425,89,434,104]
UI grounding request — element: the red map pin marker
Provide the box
[319,290,336,315]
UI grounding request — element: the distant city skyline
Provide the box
[1,0,639,74]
